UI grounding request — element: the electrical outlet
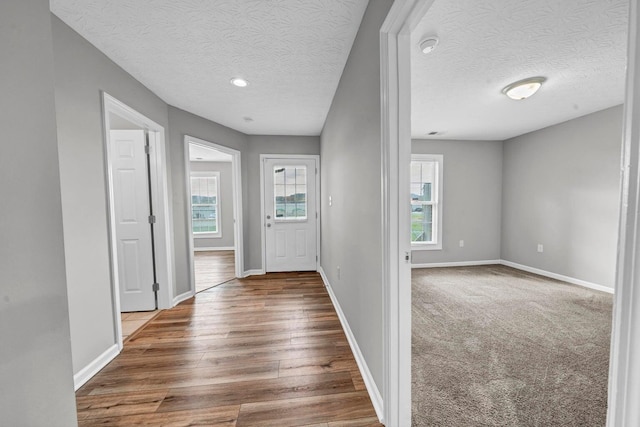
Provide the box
[337,266,340,279]
[459,240,464,248]
[537,244,544,253]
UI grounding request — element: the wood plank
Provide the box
[87,362,279,396]
[279,355,358,377]
[195,250,236,293]
[76,389,168,420]
[78,405,240,427]
[157,372,355,413]
[328,417,383,426]
[236,391,377,426]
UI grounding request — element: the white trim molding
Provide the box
[102,92,174,349]
[501,260,614,294]
[243,269,265,277]
[380,0,435,424]
[608,0,640,424]
[73,344,119,391]
[411,259,614,294]
[193,246,235,252]
[412,260,501,269]
[184,136,244,290]
[173,290,195,306]
[319,267,384,421]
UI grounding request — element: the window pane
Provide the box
[296,167,307,185]
[191,175,219,234]
[411,205,433,242]
[410,162,423,183]
[274,165,307,220]
[410,158,440,244]
[410,183,423,201]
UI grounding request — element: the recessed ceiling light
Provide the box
[419,36,439,54]
[502,77,546,100]
[230,77,249,88]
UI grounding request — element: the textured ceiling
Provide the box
[50,0,368,136]
[411,0,629,140]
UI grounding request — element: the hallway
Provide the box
[75,272,380,426]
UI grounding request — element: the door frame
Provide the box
[102,92,174,349]
[380,0,640,425]
[184,135,245,293]
[260,154,320,274]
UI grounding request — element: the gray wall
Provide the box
[411,139,503,264]
[0,1,77,424]
[320,0,392,396]
[51,15,171,374]
[190,161,235,249]
[246,135,321,271]
[502,105,623,289]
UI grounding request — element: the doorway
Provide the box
[185,136,244,294]
[261,155,319,273]
[103,93,173,348]
[381,0,639,425]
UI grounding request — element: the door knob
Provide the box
[267,223,271,228]
[267,215,271,219]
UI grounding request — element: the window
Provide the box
[191,171,220,237]
[411,154,443,249]
[274,165,307,220]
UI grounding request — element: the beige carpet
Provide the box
[412,265,612,426]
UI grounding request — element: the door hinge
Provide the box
[145,145,150,154]
[316,255,318,262]
[315,212,318,219]
[148,215,156,224]
[152,282,160,292]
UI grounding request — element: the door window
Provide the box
[273,166,307,220]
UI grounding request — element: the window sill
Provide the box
[194,233,222,239]
[411,244,442,251]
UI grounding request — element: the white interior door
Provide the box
[264,157,318,272]
[110,130,156,311]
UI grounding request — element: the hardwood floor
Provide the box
[195,250,236,293]
[76,272,382,426]
[121,310,160,341]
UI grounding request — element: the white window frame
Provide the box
[410,154,443,250]
[190,171,221,238]
[273,164,309,222]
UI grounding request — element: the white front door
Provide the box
[110,130,156,311]
[264,157,318,272]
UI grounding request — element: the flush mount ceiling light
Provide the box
[230,77,249,88]
[419,36,439,54]
[502,77,546,100]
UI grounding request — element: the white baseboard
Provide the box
[411,259,501,269]
[243,269,265,277]
[318,267,384,422]
[173,290,195,306]
[73,344,119,391]
[194,246,235,252]
[500,260,614,294]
